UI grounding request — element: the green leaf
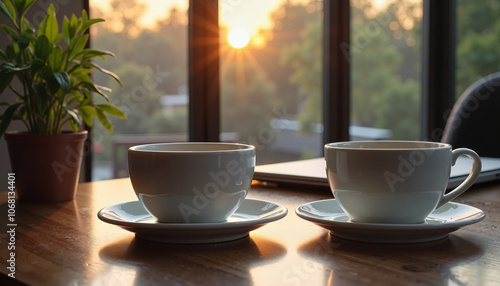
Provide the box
[96,85,112,93]
[83,61,122,87]
[0,102,22,139]
[53,71,70,92]
[5,44,14,60]
[62,16,70,45]
[48,46,62,72]
[80,9,89,25]
[34,35,51,61]
[0,1,14,22]
[78,81,109,101]
[3,1,16,23]
[65,16,77,41]
[69,34,88,58]
[81,8,88,23]
[1,62,30,72]
[70,67,92,83]
[66,108,81,128]
[75,49,115,61]
[38,4,57,42]
[96,104,127,119]
[96,108,112,133]
[1,24,19,40]
[13,0,35,17]
[78,105,96,126]
[68,118,78,132]
[81,18,104,32]
[0,70,15,94]
[13,0,26,15]
[0,62,29,93]
[69,14,79,38]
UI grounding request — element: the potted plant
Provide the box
[0,0,126,202]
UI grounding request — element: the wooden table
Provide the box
[1,178,499,285]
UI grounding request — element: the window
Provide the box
[86,0,492,181]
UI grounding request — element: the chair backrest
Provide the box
[441,72,500,158]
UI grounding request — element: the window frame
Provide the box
[323,0,351,144]
[188,0,220,142]
[421,0,456,141]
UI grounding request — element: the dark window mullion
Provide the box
[84,0,92,182]
[188,0,220,142]
[421,0,456,141]
[323,0,351,146]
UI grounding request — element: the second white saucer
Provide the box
[296,199,485,243]
[98,199,288,244]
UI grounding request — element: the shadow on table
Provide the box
[0,199,78,241]
[297,233,484,285]
[98,234,286,285]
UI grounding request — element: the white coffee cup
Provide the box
[128,142,256,223]
[324,141,482,224]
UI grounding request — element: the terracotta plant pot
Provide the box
[5,131,88,202]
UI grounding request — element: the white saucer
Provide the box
[296,199,485,243]
[98,199,287,244]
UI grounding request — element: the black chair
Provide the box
[441,72,500,158]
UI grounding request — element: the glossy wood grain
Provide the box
[1,179,499,285]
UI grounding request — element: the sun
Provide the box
[227,28,250,49]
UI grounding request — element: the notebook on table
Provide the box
[254,157,500,189]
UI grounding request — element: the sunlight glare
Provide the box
[228,28,250,48]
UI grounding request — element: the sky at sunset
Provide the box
[91,0,289,35]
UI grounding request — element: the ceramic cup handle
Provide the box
[436,148,482,209]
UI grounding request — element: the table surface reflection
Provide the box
[1,178,499,285]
